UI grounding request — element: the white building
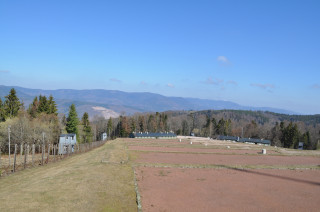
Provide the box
[58,134,77,154]
[101,132,107,141]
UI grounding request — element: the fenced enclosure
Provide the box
[0,140,106,177]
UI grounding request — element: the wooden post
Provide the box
[13,144,17,172]
[47,144,50,163]
[53,145,55,162]
[8,126,11,168]
[32,144,35,166]
[0,147,2,170]
[24,144,27,169]
[20,144,23,164]
[27,145,29,166]
[68,144,70,157]
[41,144,44,166]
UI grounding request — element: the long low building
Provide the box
[216,135,271,145]
[129,132,177,139]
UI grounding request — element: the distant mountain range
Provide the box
[0,85,298,118]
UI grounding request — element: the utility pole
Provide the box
[8,125,11,167]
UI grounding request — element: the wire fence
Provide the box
[0,140,106,177]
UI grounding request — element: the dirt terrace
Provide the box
[129,145,280,155]
[128,137,320,212]
[135,151,320,166]
[135,167,320,212]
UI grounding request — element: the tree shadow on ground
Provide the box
[220,165,320,186]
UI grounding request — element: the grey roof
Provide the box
[130,132,177,138]
[217,135,270,145]
[59,134,76,137]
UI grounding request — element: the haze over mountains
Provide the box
[0,85,298,118]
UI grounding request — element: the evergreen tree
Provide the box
[4,88,21,118]
[301,131,311,150]
[204,115,211,136]
[66,104,79,136]
[38,95,48,113]
[48,95,58,115]
[281,122,300,148]
[120,116,129,137]
[130,117,136,133]
[28,97,39,118]
[0,98,5,122]
[107,117,113,138]
[81,112,92,143]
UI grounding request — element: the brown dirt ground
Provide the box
[135,151,320,166]
[129,145,279,155]
[135,167,320,212]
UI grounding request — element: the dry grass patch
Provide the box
[0,139,137,212]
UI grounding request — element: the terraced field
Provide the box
[0,137,319,211]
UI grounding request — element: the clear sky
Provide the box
[0,0,319,114]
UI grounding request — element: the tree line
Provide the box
[0,88,95,153]
[104,110,319,150]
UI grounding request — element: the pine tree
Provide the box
[130,117,136,133]
[120,116,129,137]
[0,98,5,122]
[107,117,113,138]
[66,104,79,136]
[4,88,21,118]
[47,95,58,115]
[281,122,300,148]
[38,95,48,113]
[28,97,39,118]
[81,112,92,143]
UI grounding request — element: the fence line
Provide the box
[0,140,106,177]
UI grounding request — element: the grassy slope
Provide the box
[0,139,137,212]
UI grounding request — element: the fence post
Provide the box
[68,144,70,157]
[24,144,27,169]
[8,126,11,168]
[32,144,35,166]
[41,144,44,166]
[13,144,17,172]
[20,144,23,164]
[0,147,2,171]
[27,145,29,166]
[47,144,50,163]
[53,145,56,162]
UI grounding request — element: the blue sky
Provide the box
[0,0,319,114]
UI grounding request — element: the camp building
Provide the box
[58,134,77,154]
[130,132,177,139]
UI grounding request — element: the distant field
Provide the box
[0,137,319,212]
